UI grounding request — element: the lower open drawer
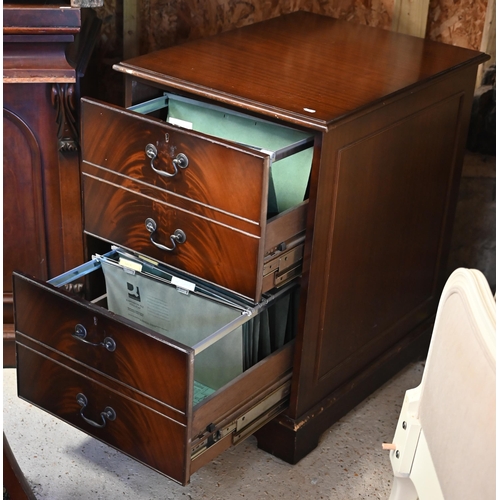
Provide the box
[13,249,298,484]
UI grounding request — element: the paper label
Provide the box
[171,276,196,292]
[168,116,193,129]
[119,257,142,272]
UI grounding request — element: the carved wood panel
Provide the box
[3,108,48,311]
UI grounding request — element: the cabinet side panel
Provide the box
[292,69,476,416]
[316,94,462,379]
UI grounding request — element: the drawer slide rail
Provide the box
[190,381,291,461]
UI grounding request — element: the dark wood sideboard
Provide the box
[3,4,100,366]
[12,12,488,486]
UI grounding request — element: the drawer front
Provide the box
[81,98,269,225]
[17,344,190,484]
[82,174,263,300]
[13,273,193,417]
[83,162,260,236]
[14,272,296,484]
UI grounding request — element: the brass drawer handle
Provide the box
[145,143,189,178]
[72,324,116,352]
[145,217,186,252]
[76,393,116,428]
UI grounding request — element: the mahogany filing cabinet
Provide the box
[13,12,488,486]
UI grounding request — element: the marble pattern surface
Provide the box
[427,0,489,49]
[92,0,487,63]
[138,0,395,54]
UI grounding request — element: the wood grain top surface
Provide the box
[115,11,488,130]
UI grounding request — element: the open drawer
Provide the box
[81,94,315,302]
[13,248,298,485]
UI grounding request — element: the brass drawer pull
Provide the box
[72,324,116,352]
[76,393,116,428]
[145,217,186,252]
[145,143,189,178]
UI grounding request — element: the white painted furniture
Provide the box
[385,268,496,500]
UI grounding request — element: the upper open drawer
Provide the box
[81,95,314,302]
[81,94,314,225]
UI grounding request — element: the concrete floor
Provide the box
[3,362,423,499]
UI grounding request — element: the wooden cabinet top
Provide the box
[3,4,81,35]
[3,4,101,83]
[114,11,488,131]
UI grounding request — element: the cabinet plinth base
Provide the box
[4,324,16,368]
[255,318,433,464]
